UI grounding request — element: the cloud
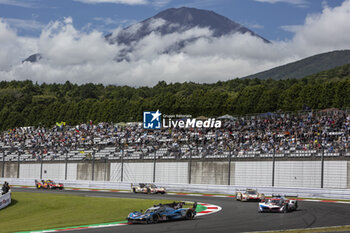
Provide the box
[93,17,120,25]
[3,18,45,31]
[254,0,309,7]
[243,22,264,30]
[1,0,350,86]
[73,0,148,5]
[285,0,350,56]
[38,17,120,66]
[0,19,37,70]
[0,0,37,8]
[74,0,171,7]
[151,0,172,8]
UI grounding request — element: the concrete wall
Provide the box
[42,163,65,180]
[324,161,347,188]
[234,161,273,186]
[123,162,154,183]
[348,161,350,189]
[77,163,92,180]
[2,160,350,188]
[93,162,110,181]
[4,163,18,178]
[19,163,41,179]
[110,163,122,182]
[67,163,78,181]
[191,161,229,185]
[0,162,3,177]
[275,161,321,188]
[155,162,188,184]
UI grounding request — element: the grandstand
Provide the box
[1,109,350,189]
[1,109,349,162]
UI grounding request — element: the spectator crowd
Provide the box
[1,109,350,160]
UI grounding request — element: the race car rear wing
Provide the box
[235,188,258,192]
[131,183,146,188]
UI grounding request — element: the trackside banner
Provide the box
[0,191,11,210]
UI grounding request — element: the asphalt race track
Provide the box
[13,188,350,233]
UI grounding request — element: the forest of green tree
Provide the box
[0,63,350,131]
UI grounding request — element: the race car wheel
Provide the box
[283,204,289,213]
[152,214,159,224]
[132,188,136,193]
[236,193,241,201]
[185,210,194,220]
[146,188,151,194]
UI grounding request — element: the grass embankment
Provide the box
[0,192,176,233]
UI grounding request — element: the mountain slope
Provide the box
[107,7,269,45]
[243,50,350,80]
[23,7,269,63]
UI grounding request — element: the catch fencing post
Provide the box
[321,146,324,188]
[17,150,21,178]
[92,147,96,181]
[40,154,43,179]
[121,146,124,182]
[104,156,107,181]
[228,145,232,186]
[65,151,68,180]
[153,145,156,183]
[2,150,5,178]
[272,145,275,187]
[188,143,192,184]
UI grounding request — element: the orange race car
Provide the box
[35,179,64,190]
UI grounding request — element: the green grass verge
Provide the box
[0,192,177,233]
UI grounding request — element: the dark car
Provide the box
[127,202,197,224]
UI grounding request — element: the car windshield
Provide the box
[270,199,282,205]
[247,190,256,194]
[145,208,157,214]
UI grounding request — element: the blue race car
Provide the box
[127,202,197,224]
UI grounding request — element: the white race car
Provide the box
[131,183,166,194]
[258,195,298,213]
[235,188,265,202]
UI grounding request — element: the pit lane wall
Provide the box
[0,191,11,210]
[0,160,349,189]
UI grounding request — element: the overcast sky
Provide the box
[0,0,350,86]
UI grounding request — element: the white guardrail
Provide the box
[0,190,11,210]
[2,178,350,200]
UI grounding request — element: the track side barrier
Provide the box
[2,178,350,200]
[0,190,11,210]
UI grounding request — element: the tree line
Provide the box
[0,63,350,131]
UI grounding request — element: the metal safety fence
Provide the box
[1,144,350,189]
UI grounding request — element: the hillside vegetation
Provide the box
[243,50,350,80]
[1,63,350,130]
